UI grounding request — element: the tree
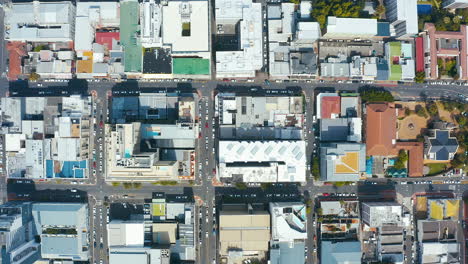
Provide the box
[123,182,132,189]
[29,72,40,81]
[260,183,272,190]
[235,182,247,190]
[426,102,439,116]
[404,107,411,116]
[457,115,467,126]
[311,0,363,29]
[317,208,323,216]
[415,105,428,118]
[132,182,142,189]
[451,153,466,168]
[111,182,121,187]
[394,159,405,170]
[398,149,408,163]
[393,150,408,170]
[359,89,394,103]
[374,4,386,19]
[333,181,348,187]
[415,71,425,83]
[311,156,320,180]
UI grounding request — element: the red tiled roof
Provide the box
[95,32,120,50]
[7,42,27,81]
[366,103,397,156]
[396,142,424,177]
[415,37,424,73]
[321,96,341,119]
[424,23,468,79]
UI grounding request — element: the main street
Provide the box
[4,79,468,264]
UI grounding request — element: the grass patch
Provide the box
[427,163,447,176]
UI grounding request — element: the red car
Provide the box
[99,121,104,128]
[93,161,97,168]
[322,193,330,196]
[198,132,202,139]
[205,122,208,128]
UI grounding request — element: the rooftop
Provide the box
[321,241,362,264]
[219,205,270,255]
[162,0,209,53]
[421,242,460,264]
[324,17,378,39]
[218,140,307,182]
[361,202,403,227]
[6,2,74,42]
[32,203,89,261]
[215,0,263,77]
[108,220,145,247]
[319,95,341,119]
[120,0,142,72]
[270,202,307,242]
[366,103,397,156]
[426,130,459,161]
[320,143,366,182]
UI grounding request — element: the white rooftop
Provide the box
[421,242,459,264]
[299,1,312,19]
[324,16,378,39]
[6,2,74,42]
[270,202,307,242]
[218,140,306,182]
[108,220,145,247]
[162,0,209,53]
[296,22,321,43]
[216,0,263,77]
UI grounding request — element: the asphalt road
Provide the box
[4,79,468,264]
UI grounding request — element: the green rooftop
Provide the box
[389,42,402,81]
[173,58,210,75]
[120,0,142,73]
[152,203,165,217]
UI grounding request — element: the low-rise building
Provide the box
[267,3,319,79]
[270,202,307,242]
[424,129,459,161]
[361,202,404,227]
[385,41,415,81]
[361,202,409,263]
[107,220,171,264]
[321,241,362,264]
[5,1,75,42]
[215,0,263,78]
[219,204,270,263]
[321,55,380,80]
[75,2,123,79]
[320,118,362,142]
[420,23,468,80]
[0,96,92,179]
[215,93,304,140]
[365,102,424,177]
[32,203,89,261]
[218,140,306,183]
[323,17,389,40]
[320,143,366,182]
